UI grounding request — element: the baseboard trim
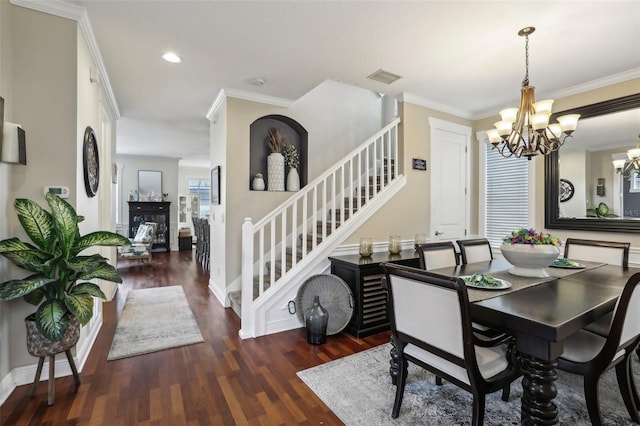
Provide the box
[0,316,102,406]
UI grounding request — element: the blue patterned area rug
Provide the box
[107,286,204,360]
[297,344,636,425]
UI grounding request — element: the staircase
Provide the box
[232,118,405,338]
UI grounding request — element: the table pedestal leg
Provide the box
[389,335,399,386]
[521,354,558,425]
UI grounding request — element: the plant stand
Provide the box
[31,350,80,405]
[25,314,81,405]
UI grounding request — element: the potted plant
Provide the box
[0,193,130,350]
[501,228,561,278]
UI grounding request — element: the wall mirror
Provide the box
[138,170,162,201]
[545,93,640,233]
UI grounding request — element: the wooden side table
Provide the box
[328,250,420,338]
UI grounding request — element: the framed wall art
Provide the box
[211,166,221,205]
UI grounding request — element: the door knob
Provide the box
[435,231,444,236]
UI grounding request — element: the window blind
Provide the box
[485,144,530,248]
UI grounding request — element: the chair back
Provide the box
[382,264,477,383]
[133,222,157,244]
[415,241,459,270]
[600,273,640,359]
[457,238,493,264]
[564,238,630,268]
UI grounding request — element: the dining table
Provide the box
[387,257,640,425]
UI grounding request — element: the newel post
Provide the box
[239,217,255,339]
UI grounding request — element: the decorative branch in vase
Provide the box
[283,143,300,191]
[267,127,283,154]
[266,127,285,191]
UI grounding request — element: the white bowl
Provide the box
[500,243,560,278]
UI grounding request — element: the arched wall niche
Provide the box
[249,115,308,191]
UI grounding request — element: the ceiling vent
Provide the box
[367,69,402,85]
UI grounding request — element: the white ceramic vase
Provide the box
[267,153,285,191]
[287,167,300,191]
[500,243,560,278]
[252,175,265,191]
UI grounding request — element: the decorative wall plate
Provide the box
[559,178,574,202]
[83,126,99,197]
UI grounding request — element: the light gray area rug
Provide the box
[297,344,636,425]
[108,285,204,360]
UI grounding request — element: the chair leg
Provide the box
[65,350,81,387]
[392,357,408,418]
[436,376,443,386]
[616,356,640,423]
[471,393,486,426]
[48,355,55,406]
[583,376,603,426]
[31,357,45,396]
[501,383,511,402]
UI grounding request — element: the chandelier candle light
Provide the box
[487,27,580,160]
[613,134,640,179]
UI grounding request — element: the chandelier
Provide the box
[613,134,640,179]
[487,27,581,160]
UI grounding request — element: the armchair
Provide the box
[117,222,157,265]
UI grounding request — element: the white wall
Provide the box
[0,4,118,403]
[219,80,383,297]
[115,154,180,249]
[209,99,227,304]
[559,150,587,218]
[177,164,210,232]
[0,0,12,402]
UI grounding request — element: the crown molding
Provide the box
[10,0,121,120]
[397,92,474,120]
[400,68,640,122]
[206,89,227,121]
[475,68,640,120]
[206,87,294,121]
[224,88,295,108]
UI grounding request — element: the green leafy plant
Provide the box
[503,227,560,246]
[587,202,619,218]
[0,193,130,341]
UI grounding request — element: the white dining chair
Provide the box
[557,272,640,425]
[563,238,630,267]
[415,241,458,270]
[564,238,630,337]
[457,238,493,264]
[381,263,520,425]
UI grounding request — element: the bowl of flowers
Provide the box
[501,228,561,278]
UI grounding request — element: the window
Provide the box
[482,143,531,248]
[188,179,211,218]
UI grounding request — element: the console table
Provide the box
[128,201,171,252]
[328,250,420,338]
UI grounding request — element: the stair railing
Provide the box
[241,118,400,328]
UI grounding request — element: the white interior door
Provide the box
[429,118,470,241]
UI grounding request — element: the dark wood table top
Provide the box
[328,249,419,266]
[442,258,639,360]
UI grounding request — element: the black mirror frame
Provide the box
[545,93,640,233]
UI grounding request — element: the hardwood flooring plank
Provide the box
[0,250,389,424]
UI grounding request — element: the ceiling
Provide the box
[65,0,640,168]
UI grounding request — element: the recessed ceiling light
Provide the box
[162,52,181,63]
[367,69,402,85]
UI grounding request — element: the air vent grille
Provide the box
[367,69,402,85]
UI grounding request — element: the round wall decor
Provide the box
[83,126,99,197]
[559,178,574,202]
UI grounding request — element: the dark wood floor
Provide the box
[0,250,389,425]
